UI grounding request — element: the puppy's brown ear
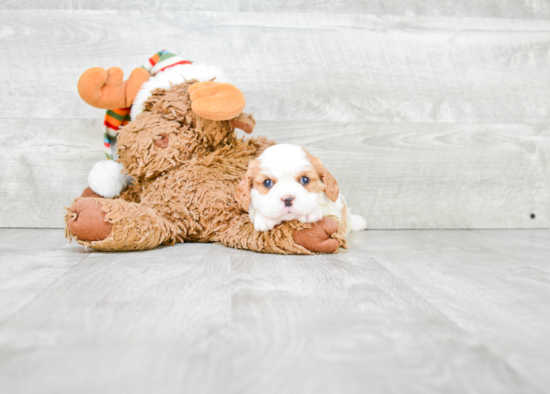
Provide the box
[304,149,339,202]
[235,159,260,210]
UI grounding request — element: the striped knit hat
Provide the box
[103,50,192,159]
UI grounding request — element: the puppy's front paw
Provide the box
[253,215,276,232]
[303,207,324,223]
[254,218,271,232]
[253,214,283,232]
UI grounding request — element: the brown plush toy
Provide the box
[65,52,346,254]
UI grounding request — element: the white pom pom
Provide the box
[87,160,132,198]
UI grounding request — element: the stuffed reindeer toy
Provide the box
[65,50,352,254]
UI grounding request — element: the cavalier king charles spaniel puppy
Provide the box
[235,144,367,232]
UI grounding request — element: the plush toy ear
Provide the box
[235,159,260,210]
[303,149,339,202]
[77,67,150,109]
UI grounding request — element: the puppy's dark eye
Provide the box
[300,176,310,185]
[263,179,273,188]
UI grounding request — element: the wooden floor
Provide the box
[0,229,548,393]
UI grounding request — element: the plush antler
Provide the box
[188,82,246,121]
[77,67,150,109]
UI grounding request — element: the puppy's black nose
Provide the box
[282,196,294,207]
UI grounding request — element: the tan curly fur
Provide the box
[65,80,347,254]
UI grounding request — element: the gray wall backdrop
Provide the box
[0,0,549,229]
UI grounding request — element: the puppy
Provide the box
[236,144,367,233]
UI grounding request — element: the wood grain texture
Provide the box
[350,230,550,393]
[0,119,103,228]
[1,229,549,393]
[0,11,549,123]
[2,0,550,20]
[0,229,92,324]
[0,239,231,394]
[230,247,531,394]
[1,118,548,229]
[0,6,548,229]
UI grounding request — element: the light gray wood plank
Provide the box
[2,0,549,20]
[229,245,536,394]
[0,119,104,228]
[350,229,550,393]
[1,118,548,229]
[0,242,231,394]
[0,11,549,123]
[1,229,548,393]
[463,230,550,268]
[0,229,92,324]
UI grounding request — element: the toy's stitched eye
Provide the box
[263,179,273,188]
[300,176,310,185]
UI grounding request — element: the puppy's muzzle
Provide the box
[282,196,295,207]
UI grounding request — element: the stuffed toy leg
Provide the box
[66,197,343,254]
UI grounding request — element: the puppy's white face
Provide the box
[235,144,339,231]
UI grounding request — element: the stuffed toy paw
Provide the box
[293,218,345,253]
